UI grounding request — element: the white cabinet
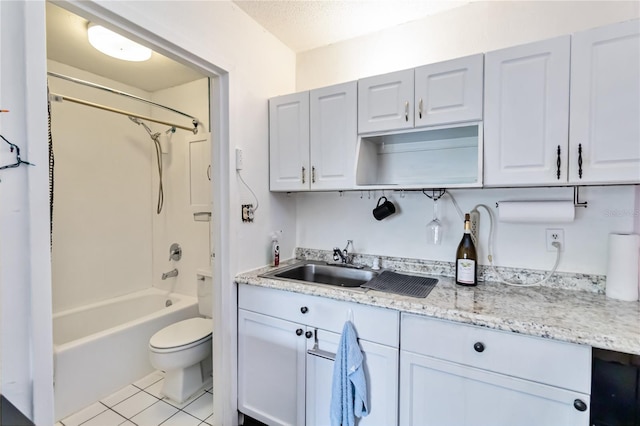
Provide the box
[414,54,484,127]
[399,313,591,426]
[238,284,399,426]
[238,309,306,426]
[358,55,484,135]
[269,92,309,191]
[484,20,640,187]
[269,82,357,192]
[309,82,357,190]
[569,19,640,184]
[484,36,571,186]
[358,69,415,134]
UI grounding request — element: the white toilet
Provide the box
[149,270,213,403]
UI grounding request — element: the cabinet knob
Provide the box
[573,399,587,412]
[404,101,409,122]
[473,342,485,353]
[418,98,423,119]
[296,328,303,336]
[300,306,308,314]
[305,331,313,339]
[301,166,306,184]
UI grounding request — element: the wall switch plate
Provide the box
[235,148,244,171]
[242,204,254,222]
[546,228,564,251]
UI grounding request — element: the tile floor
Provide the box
[55,371,213,426]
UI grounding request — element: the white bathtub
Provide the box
[53,288,199,421]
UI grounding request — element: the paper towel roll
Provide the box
[498,201,575,223]
[606,233,640,301]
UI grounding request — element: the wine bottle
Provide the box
[455,213,477,286]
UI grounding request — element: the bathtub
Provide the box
[53,288,199,421]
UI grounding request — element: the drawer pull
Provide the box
[305,330,313,339]
[300,306,308,314]
[296,328,303,336]
[473,342,485,353]
[573,399,587,412]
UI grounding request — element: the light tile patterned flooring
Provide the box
[55,371,213,426]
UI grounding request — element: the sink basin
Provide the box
[261,262,377,288]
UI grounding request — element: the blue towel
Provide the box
[330,321,368,426]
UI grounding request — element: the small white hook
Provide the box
[347,308,354,323]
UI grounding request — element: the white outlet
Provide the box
[546,229,564,251]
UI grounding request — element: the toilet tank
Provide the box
[196,269,213,317]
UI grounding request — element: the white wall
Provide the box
[293,1,640,275]
[49,61,154,312]
[297,1,640,90]
[151,78,211,296]
[296,186,636,275]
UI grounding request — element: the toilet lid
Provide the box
[150,318,212,350]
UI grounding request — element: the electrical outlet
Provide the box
[242,204,254,222]
[546,229,564,251]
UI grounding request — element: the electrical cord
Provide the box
[446,192,563,287]
[237,170,259,212]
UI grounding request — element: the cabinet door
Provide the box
[484,36,570,186]
[569,20,640,184]
[306,328,399,426]
[400,351,590,426]
[269,92,310,191]
[310,82,357,190]
[238,309,306,426]
[358,69,414,133]
[414,54,483,128]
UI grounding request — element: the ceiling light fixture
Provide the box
[87,24,152,62]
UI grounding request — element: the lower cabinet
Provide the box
[237,284,399,426]
[399,313,592,426]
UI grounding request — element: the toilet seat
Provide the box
[150,318,212,352]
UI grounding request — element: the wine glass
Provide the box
[427,198,443,245]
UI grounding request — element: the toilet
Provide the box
[149,269,213,403]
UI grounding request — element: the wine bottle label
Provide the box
[457,259,476,284]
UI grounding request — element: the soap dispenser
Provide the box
[271,233,280,267]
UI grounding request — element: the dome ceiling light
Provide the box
[87,24,152,62]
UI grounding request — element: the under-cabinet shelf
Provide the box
[355,122,483,189]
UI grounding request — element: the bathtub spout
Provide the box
[162,269,179,280]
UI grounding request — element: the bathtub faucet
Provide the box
[162,269,179,280]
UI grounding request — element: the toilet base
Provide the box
[161,361,208,403]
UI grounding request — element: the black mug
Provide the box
[373,196,396,220]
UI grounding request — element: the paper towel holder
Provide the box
[573,186,587,208]
[495,187,587,209]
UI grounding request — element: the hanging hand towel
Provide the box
[330,320,368,426]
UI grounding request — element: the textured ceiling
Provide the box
[233,0,471,52]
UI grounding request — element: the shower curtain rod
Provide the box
[49,93,196,133]
[47,71,201,134]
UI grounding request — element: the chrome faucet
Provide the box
[333,240,354,264]
[162,268,179,280]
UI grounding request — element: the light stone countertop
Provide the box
[235,254,640,356]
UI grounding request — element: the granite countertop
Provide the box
[235,252,640,356]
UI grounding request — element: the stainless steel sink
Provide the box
[260,261,377,288]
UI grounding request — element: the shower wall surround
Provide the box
[49,60,210,312]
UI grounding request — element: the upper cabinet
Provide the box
[309,82,357,190]
[358,54,484,134]
[269,92,310,191]
[484,20,640,187]
[269,82,357,192]
[569,20,640,184]
[358,69,415,133]
[484,36,571,186]
[414,54,484,128]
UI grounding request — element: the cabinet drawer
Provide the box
[401,313,591,393]
[238,284,399,347]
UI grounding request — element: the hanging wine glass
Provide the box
[427,197,443,245]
